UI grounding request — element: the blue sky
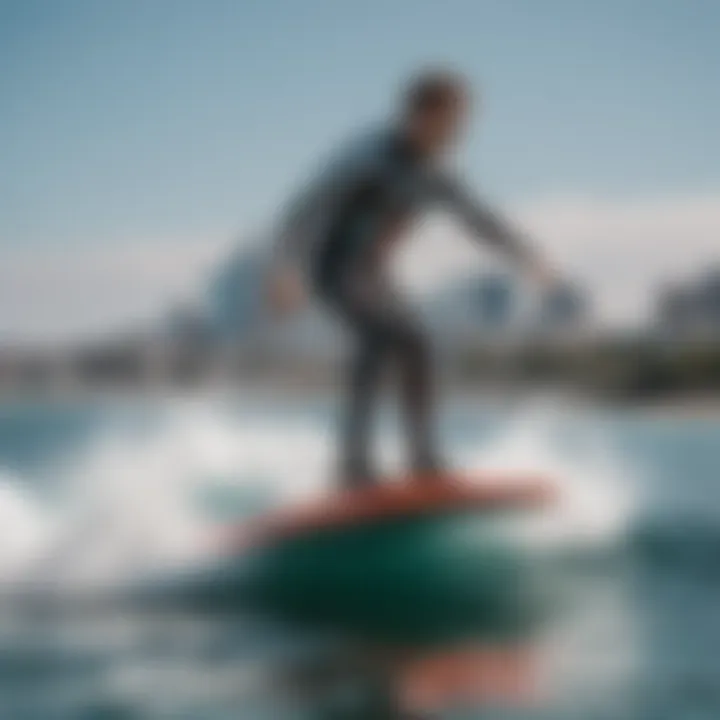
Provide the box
[1,0,719,337]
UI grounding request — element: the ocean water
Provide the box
[0,393,718,719]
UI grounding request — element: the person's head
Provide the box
[400,69,471,158]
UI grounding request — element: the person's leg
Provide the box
[392,320,443,476]
[331,275,443,485]
[327,273,397,487]
[340,330,388,486]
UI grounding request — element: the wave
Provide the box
[0,472,55,582]
[458,402,637,552]
[1,396,713,593]
[0,401,330,591]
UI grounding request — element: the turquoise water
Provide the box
[0,395,719,718]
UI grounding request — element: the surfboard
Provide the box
[233,472,555,547]
[218,474,557,644]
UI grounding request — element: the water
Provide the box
[0,393,718,718]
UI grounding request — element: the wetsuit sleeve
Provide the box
[272,171,335,278]
[437,173,537,267]
[271,135,383,281]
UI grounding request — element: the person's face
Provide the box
[410,94,470,158]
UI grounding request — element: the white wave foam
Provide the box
[0,397,636,590]
[460,400,637,550]
[0,472,55,582]
[0,400,335,590]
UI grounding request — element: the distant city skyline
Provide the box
[1,0,719,341]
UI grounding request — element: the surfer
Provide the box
[267,69,552,486]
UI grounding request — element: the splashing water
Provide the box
[0,397,637,592]
[460,401,637,550]
[0,472,55,582]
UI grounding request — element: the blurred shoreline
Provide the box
[1,374,719,417]
[3,333,720,407]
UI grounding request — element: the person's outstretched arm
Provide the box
[437,173,548,281]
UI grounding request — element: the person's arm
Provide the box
[267,133,385,314]
[266,159,342,314]
[437,173,542,271]
[271,178,329,278]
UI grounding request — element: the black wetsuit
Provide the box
[274,127,532,483]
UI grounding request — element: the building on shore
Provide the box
[657,267,720,340]
[534,280,590,340]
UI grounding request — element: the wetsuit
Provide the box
[274,127,533,483]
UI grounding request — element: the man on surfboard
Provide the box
[267,69,551,487]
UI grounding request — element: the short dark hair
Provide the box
[403,69,468,115]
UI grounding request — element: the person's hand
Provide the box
[526,256,557,294]
[266,265,306,316]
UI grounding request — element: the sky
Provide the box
[1,0,719,341]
